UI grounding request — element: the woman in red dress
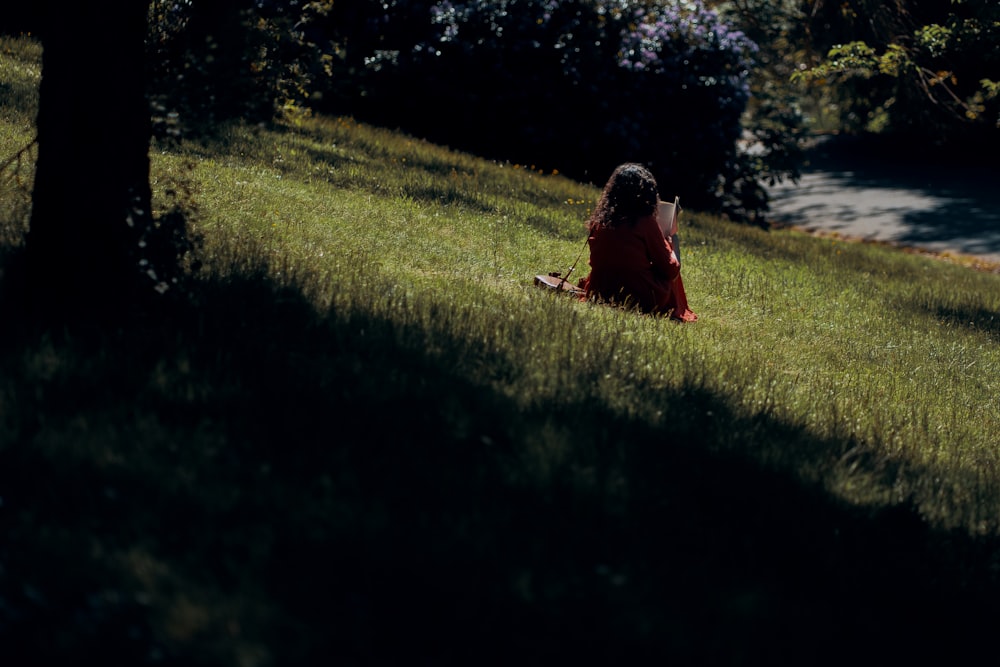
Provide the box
[578,163,697,321]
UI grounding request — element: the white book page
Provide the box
[656,196,680,237]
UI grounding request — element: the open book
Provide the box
[656,196,681,265]
[656,196,680,237]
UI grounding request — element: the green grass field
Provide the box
[2,35,1000,665]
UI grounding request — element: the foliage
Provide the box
[311,0,770,221]
[146,0,335,136]
[712,0,815,220]
[792,0,1000,149]
[143,0,810,223]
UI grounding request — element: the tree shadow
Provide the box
[2,272,1000,666]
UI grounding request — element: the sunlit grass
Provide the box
[0,34,39,128]
[140,111,1000,533]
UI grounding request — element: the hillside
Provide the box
[3,35,1000,666]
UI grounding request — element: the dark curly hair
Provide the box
[588,163,660,232]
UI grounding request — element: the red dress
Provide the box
[578,214,697,321]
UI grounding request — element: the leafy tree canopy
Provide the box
[792,0,999,151]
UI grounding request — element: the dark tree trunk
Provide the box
[26,1,152,320]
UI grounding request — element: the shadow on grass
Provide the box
[930,303,1000,340]
[2,269,1000,666]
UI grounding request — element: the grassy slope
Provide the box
[2,36,1000,665]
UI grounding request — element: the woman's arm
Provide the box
[639,214,680,280]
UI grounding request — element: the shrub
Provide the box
[146,0,769,220]
[146,0,331,135]
[335,0,759,217]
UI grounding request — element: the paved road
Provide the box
[765,136,1000,268]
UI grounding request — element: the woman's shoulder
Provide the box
[635,213,662,236]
